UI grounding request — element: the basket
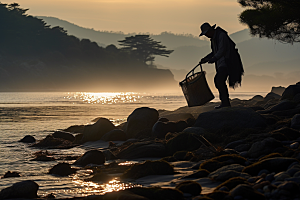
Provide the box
[179,64,214,107]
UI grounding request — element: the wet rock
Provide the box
[0,180,39,199]
[101,129,127,141]
[82,118,116,142]
[175,181,202,196]
[73,133,84,144]
[287,167,299,177]
[194,107,267,133]
[31,135,76,149]
[258,152,282,161]
[124,187,184,200]
[271,86,286,96]
[160,112,195,123]
[152,121,176,138]
[281,84,300,100]
[208,164,248,182]
[31,150,55,161]
[214,177,249,191]
[274,172,291,181]
[247,137,282,158]
[74,150,105,166]
[262,114,280,125]
[63,124,85,133]
[266,173,275,182]
[277,181,300,194]
[173,151,193,161]
[126,107,159,139]
[52,130,75,142]
[85,172,111,183]
[225,140,246,149]
[166,132,203,155]
[102,149,117,160]
[234,143,251,152]
[230,184,265,200]
[182,169,210,179]
[291,114,300,130]
[117,141,167,159]
[1,171,21,178]
[103,190,149,200]
[294,93,300,103]
[49,163,76,176]
[272,127,300,140]
[242,157,299,176]
[121,160,174,179]
[19,135,36,143]
[290,142,299,149]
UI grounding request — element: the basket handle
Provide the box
[185,63,203,80]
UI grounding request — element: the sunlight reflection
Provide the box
[65,92,143,104]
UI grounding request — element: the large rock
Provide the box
[101,129,127,141]
[271,86,286,96]
[243,157,299,176]
[82,118,116,142]
[230,184,265,200]
[126,107,159,139]
[160,112,195,123]
[264,92,281,101]
[49,163,76,176]
[0,180,39,199]
[117,141,167,159]
[31,135,75,149]
[73,150,105,166]
[281,84,300,100]
[267,99,297,112]
[175,181,202,196]
[152,121,188,138]
[193,107,267,132]
[248,137,282,158]
[272,127,300,140]
[52,130,75,142]
[19,135,36,143]
[208,164,249,182]
[291,114,300,130]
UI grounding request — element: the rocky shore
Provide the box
[1,82,300,200]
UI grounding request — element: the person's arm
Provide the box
[200,52,213,63]
[208,32,229,63]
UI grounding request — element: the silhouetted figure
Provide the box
[199,23,244,109]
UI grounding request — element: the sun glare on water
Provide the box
[65,92,143,104]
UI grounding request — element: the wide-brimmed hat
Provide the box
[199,22,216,36]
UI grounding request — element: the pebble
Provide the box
[266,173,275,182]
[286,177,300,184]
[218,186,229,192]
[287,168,299,176]
[239,151,249,158]
[278,181,299,192]
[293,171,300,178]
[258,169,270,176]
[288,162,300,169]
[274,172,290,182]
[290,142,299,149]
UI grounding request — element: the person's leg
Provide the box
[214,67,230,108]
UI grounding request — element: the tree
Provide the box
[118,35,173,65]
[238,0,300,43]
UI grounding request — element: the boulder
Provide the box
[294,93,300,103]
[272,127,300,140]
[166,132,203,155]
[1,171,21,178]
[291,114,300,130]
[116,141,167,159]
[73,150,105,166]
[250,95,264,102]
[214,177,249,191]
[208,164,248,182]
[0,180,39,199]
[82,118,116,142]
[182,169,210,179]
[52,130,75,142]
[267,99,297,112]
[101,129,127,141]
[175,181,202,196]
[126,107,159,139]
[19,135,36,143]
[193,107,267,132]
[124,187,184,200]
[264,92,281,101]
[247,137,282,158]
[152,121,188,138]
[49,163,76,176]
[243,157,299,176]
[31,135,75,149]
[63,124,85,133]
[159,112,195,122]
[271,86,286,96]
[121,160,174,179]
[230,184,265,200]
[281,84,300,100]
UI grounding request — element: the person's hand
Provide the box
[208,57,217,64]
[200,58,208,64]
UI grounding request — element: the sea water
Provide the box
[0,92,266,198]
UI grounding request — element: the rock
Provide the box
[274,172,291,181]
[290,142,299,149]
[208,164,249,182]
[19,135,36,143]
[103,190,149,200]
[225,140,246,149]
[248,137,282,158]
[85,172,111,182]
[294,93,300,103]
[234,143,251,152]
[82,118,116,142]
[214,177,249,191]
[242,157,299,176]
[123,187,184,200]
[267,99,297,112]
[49,163,76,176]
[287,167,300,176]
[159,112,195,123]
[0,180,39,199]
[126,107,159,139]
[117,141,167,159]
[102,150,117,160]
[166,132,203,155]
[121,160,174,179]
[52,130,75,142]
[31,135,75,149]
[277,181,300,194]
[182,169,210,179]
[73,150,105,166]
[230,184,265,200]
[291,114,300,130]
[175,181,202,196]
[182,127,216,141]
[101,129,127,141]
[281,84,300,100]
[272,127,300,140]
[262,114,280,125]
[63,124,85,133]
[271,86,286,96]
[73,133,84,144]
[259,153,283,161]
[151,121,176,138]
[265,92,282,101]
[193,107,267,133]
[250,95,264,102]
[1,171,21,178]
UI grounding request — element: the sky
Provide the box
[3,0,247,36]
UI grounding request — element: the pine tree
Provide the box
[238,0,300,44]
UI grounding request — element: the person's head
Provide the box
[199,22,216,39]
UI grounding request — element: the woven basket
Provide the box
[179,64,214,107]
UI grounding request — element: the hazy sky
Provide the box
[3,0,247,35]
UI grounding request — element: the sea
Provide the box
[0,91,267,198]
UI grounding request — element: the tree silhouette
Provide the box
[118,35,173,65]
[238,0,300,44]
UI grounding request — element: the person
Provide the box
[199,22,244,109]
